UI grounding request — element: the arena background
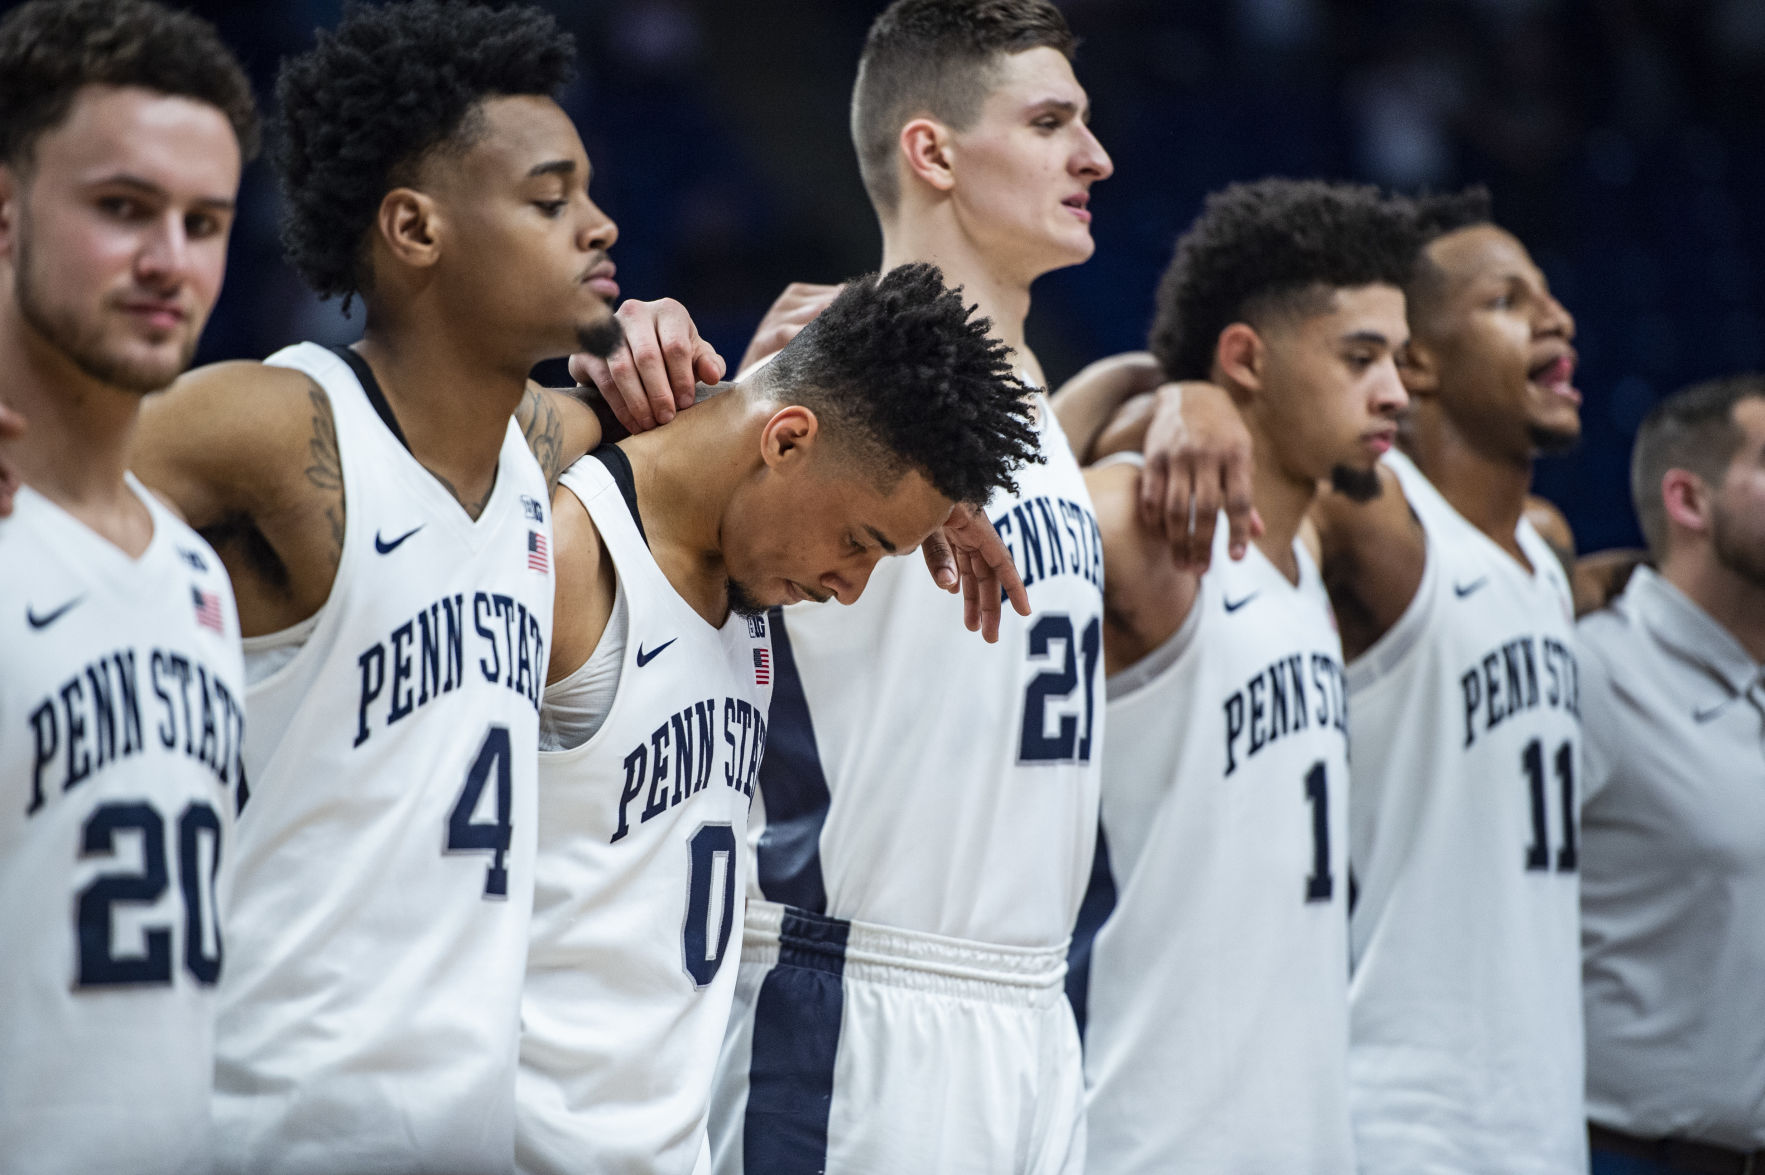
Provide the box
[13,0,1764,552]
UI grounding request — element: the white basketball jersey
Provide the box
[1345,449,1584,1175]
[215,342,554,1174]
[1079,525,1354,1175]
[750,396,1103,948]
[1,477,243,1175]
[519,452,772,1175]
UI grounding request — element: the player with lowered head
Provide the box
[691,3,1118,1173]
[0,1,257,1171]
[519,262,1040,1175]
[1070,179,1415,1175]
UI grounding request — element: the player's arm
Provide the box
[735,282,841,377]
[1310,465,1426,662]
[546,480,617,687]
[133,361,347,634]
[1086,460,1201,676]
[1572,548,1648,616]
[1523,494,1577,584]
[0,398,23,516]
[1049,351,1164,462]
[517,383,603,494]
[1055,362,1262,572]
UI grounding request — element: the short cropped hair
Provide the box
[274,0,574,304]
[1150,178,1422,381]
[755,262,1041,505]
[1402,185,1493,332]
[852,0,1075,215]
[0,0,259,169]
[1630,374,1765,558]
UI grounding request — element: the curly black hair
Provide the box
[1400,185,1495,332]
[274,0,575,303]
[755,262,1042,505]
[1150,178,1422,381]
[0,0,259,168]
[852,0,1075,214]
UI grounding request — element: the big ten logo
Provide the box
[745,614,767,640]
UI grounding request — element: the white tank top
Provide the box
[1345,449,1585,1175]
[1079,524,1354,1175]
[750,395,1104,948]
[215,342,554,1174]
[518,451,772,1175]
[1,476,243,1175]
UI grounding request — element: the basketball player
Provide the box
[1580,376,1765,1174]
[520,263,1040,1175]
[0,1,256,1171]
[697,3,1113,1172]
[1071,180,1414,1175]
[1067,188,1587,1172]
[116,3,681,1170]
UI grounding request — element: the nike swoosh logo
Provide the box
[1694,701,1730,723]
[1454,577,1489,598]
[1224,592,1259,614]
[374,525,424,555]
[636,638,677,667]
[27,595,85,630]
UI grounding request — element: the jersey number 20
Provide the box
[76,799,223,988]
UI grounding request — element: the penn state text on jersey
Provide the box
[612,697,766,842]
[352,591,546,746]
[26,645,245,812]
[1458,635,1579,747]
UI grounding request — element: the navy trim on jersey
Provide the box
[589,443,648,547]
[744,908,850,1175]
[1064,826,1117,1041]
[753,607,832,912]
[329,345,410,453]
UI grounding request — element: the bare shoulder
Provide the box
[135,361,324,523]
[547,478,617,686]
[520,383,604,492]
[1085,460,1199,670]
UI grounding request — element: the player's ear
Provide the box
[760,404,820,470]
[899,118,957,195]
[376,187,443,271]
[1659,468,1712,537]
[1397,338,1440,399]
[1214,323,1262,398]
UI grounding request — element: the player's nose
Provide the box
[823,558,878,606]
[1372,359,1409,415]
[1073,122,1112,181]
[581,196,617,253]
[1534,288,1574,341]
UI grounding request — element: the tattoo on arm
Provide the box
[520,387,567,491]
[304,385,347,556]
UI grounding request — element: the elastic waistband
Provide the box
[741,899,1069,1008]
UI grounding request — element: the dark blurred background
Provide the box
[15,0,1765,551]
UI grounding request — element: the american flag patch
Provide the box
[527,530,549,573]
[191,586,223,633]
[753,647,771,686]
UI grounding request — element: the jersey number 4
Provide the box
[1018,613,1102,763]
[76,799,223,987]
[447,725,513,898]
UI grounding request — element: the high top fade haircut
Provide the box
[852,0,1075,216]
[753,262,1041,506]
[1401,185,1493,334]
[1630,374,1765,559]
[1150,178,1422,383]
[0,0,260,170]
[274,0,574,306]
